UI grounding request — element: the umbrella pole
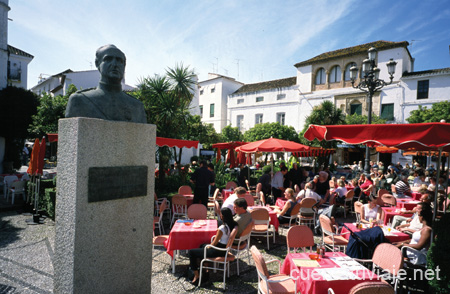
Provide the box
[433,148,442,222]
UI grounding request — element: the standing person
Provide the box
[207,163,217,196]
[188,207,237,285]
[315,171,331,203]
[257,166,272,198]
[271,166,288,201]
[190,160,215,206]
[237,164,249,188]
[288,162,304,193]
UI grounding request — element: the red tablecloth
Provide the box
[408,192,423,201]
[248,206,279,231]
[281,252,380,294]
[341,223,410,243]
[275,197,288,209]
[164,219,217,258]
[171,195,194,213]
[381,207,413,225]
[396,198,420,211]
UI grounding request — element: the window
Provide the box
[344,63,357,81]
[315,68,326,85]
[210,104,214,117]
[256,96,264,102]
[276,113,285,125]
[199,105,203,117]
[350,103,362,115]
[237,98,244,104]
[237,115,244,131]
[381,103,394,121]
[200,89,204,95]
[417,80,429,99]
[211,88,215,93]
[329,66,341,83]
[277,93,286,100]
[255,114,263,125]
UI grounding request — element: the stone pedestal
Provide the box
[54,118,155,294]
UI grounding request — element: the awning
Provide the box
[156,137,199,148]
[293,147,336,157]
[47,134,58,142]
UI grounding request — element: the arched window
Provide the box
[329,65,341,83]
[315,68,326,85]
[344,62,357,81]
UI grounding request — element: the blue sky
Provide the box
[7,0,450,88]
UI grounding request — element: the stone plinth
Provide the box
[54,118,155,294]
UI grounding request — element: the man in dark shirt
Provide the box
[287,162,304,192]
[190,161,215,206]
[315,171,330,202]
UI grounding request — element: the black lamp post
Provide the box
[349,47,397,175]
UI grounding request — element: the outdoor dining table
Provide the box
[164,219,217,273]
[247,206,279,232]
[281,251,380,294]
[275,197,288,209]
[341,223,410,243]
[396,198,420,211]
[406,191,423,201]
[381,207,413,225]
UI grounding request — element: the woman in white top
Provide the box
[361,194,382,224]
[188,207,236,285]
[394,209,432,265]
[332,179,348,205]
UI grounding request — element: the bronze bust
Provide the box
[65,45,147,123]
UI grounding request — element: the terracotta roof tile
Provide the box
[232,76,296,95]
[294,40,409,67]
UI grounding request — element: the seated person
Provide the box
[393,175,411,198]
[393,209,433,265]
[233,198,253,239]
[413,173,427,187]
[360,174,374,201]
[332,179,348,205]
[360,194,382,224]
[188,207,237,285]
[296,181,323,205]
[221,187,247,215]
[393,202,430,234]
[271,188,296,223]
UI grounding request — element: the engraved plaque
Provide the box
[88,166,148,202]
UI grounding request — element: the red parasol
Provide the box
[236,137,310,153]
[216,148,221,163]
[304,123,450,151]
[225,149,237,168]
[246,153,252,165]
[27,138,40,175]
[156,137,199,148]
[36,137,46,175]
[237,151,246,165]
[293,147,336,157]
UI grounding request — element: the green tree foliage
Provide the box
[406,101,450,123]
[184,115,221,150]
[344,113,387,125]
[0,86,38,168]
[243,122,299,142]
[221,125,244,143]
[28,84,77,138]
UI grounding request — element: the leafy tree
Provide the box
[28,84,77,138]
[0,86,38,169]
[183,114,221,150]
[243,122,299,142]
[221,125,244,143]
[406,101,450,123]
[344,113,386,125]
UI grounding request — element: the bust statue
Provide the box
[65,44,147,123]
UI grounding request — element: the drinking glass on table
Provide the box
[386,222,392,233]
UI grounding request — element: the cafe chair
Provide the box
[170,194,188,227]
[21,173,30,181]
[381,194,396,207]
[154,199,167,235]
[377,189,389,200]
[354,243,403,291]
[225,181,237,190]
[279,203,301,231]
[3,175,18,199]
[250,209,275,250]
[401,246,429,292]
[213,200,221,220]
[297,198,317,228]
[328,281,394,294]
[232,221,253,275]
[354,201,364,223]
[198,228,238,290]
[244,193,255,206]
[319,214,349,252]
[250,245,298,294]
[7,180,26,205]
[178,185,192,196]
[187,204,207,220]
[207,188,220,218]
[343,190,355,218]
[286,225,314,254]
[155,193,171,220]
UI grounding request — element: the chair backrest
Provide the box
[21,174,30,181]
[287,225,314,253]
[159,199,167,216]
[250,208,270,224]
[372,243,403,276]
[171,194,187,214]
[225,181,237,190]
[377,189,389,199]
[354,201,363,216]
[187,204,207,219]
[226,228,238,248]
[243,194,254,206]
[11,180,26,190]
[250,245,269,278]
[290,203,302,216]
[345,189,355,200]
[238,221,253,242]
[178,185,192,195]
[381,194,396,207]
[349,281,395,294]
[319,214,335,235]
[5,175,19,186]
[212,188,220,201]
[300,198,316,208]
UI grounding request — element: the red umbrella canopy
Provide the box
[304,123,450,151]
[225,149,237,168]
[212,141,247,149]
[36,137,47,175]
[156,137,199,148]
[236,137,310,153]
[27,138,40,175]
[237,151,246,165]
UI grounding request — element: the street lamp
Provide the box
[349,47,397,175]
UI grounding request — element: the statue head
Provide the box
[95,44,126,84]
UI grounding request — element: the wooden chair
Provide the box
[178,185,192,195]
[225,181,237,190]
[231,221,253,275]
[286,225,314,254]
[170,194,188,227]
[198,228,238,290]
[297,198,317,228]
[250,209,275,250]
[343,190,355,218]
[319,214,349,252]
[328,281,394,294]
[250,245,298,294]
[187,204,207,219]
